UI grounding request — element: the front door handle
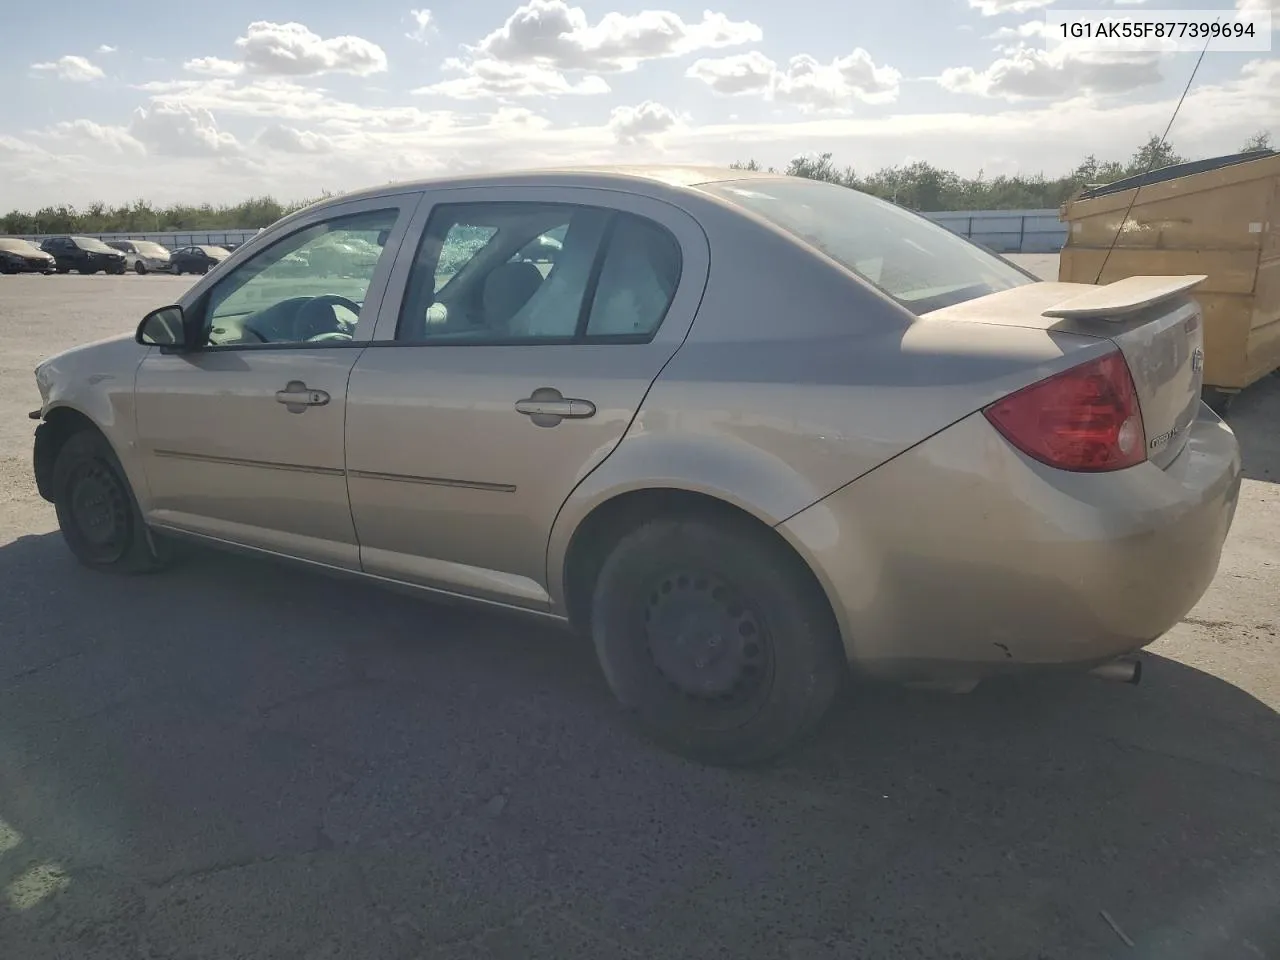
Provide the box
[515,387,596,427]
[275,380,330,413]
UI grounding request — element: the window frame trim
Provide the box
[169,192,424,355]
[368,185,704,349]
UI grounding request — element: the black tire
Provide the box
[135,261,147,275]
[591,516,846,766]
[51,429,170,574]
[56,265,69,274]
[172,265,183,276]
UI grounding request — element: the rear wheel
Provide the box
[591,516,846,766]
[51,429,170,574]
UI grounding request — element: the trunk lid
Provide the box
[923,276,1207,469]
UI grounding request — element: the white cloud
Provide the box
[473,0,760,72]
[180,21,387,79]
[30,55,105,82]
[48,119,145,155]
[129,101,241,157]
[987,20,1051,44]
[414,58,610,99]
[407,9,436,44]
[687,49,901,111]
[134,77,456,130]
[236,20,388,76]
[969,0,1055,13]
[98,44,118,54]
[1237,0,1278,25]
[5,51,1276,213]
[255,123,335,154]
[609,100,681,143]
[185,56,245,77]
[939,44,1162,99]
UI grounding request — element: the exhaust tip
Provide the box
[1090,657,1142,685]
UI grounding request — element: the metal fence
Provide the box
[922,209,1066,254]
[12,229,261,250]
[10,209,1067,256]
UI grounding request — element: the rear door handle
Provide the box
[275,380,330,413]
[515,388,596,427]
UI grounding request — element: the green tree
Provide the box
[1125,135,1185,176]
[1239,130,1273,154]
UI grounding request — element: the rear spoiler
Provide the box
[1042,275,1207,321]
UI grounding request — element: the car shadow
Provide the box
[1231,372,1280,483]
[1,530,1278,959]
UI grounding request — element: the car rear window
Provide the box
[702,177,1033,315]
[73,236,115,253]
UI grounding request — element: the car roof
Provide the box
[326,164,781,207]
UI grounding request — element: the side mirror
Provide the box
[136,305,188,350]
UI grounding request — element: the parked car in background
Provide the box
[29,167,1242,766]
[170,245,230,275]
[0,237,56,274]
[107,239,173,275]
[40,236,127,274]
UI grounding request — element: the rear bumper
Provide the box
[780,403,1242,681]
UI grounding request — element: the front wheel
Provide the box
[51,430,170,574]
[172,265,183,276]
[591,517,846,766]
[135,261,147,275]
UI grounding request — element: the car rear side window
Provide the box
[395,202,682,344]
[703,177,1032,315]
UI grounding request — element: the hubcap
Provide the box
[68,461,129,559]
[644,572,770,705]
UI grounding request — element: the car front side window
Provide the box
[395,203,681,344]
[201,208,400,348]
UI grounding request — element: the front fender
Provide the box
[35,337,151,508]
[544,430,831,611]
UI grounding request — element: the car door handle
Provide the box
[275,380,330,413]
[515,388,596,426]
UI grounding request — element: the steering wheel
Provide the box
[292,294,362,341]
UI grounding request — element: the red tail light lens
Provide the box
[983,351,1146,472]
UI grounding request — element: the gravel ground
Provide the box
[1,266,1277,960]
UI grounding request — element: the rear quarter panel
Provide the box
[547,194,1112,607]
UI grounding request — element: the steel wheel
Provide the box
[64,458,131,564]
[644,570,774,715]
[591,516,845,765]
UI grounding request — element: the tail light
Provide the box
[983,351,1146,472]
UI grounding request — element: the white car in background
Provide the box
[106,240,173,275]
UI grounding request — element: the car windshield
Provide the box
[0,238,42,254]
[703,177,1033,314]
[73,236,116,253]
[200,246,229,257]
[134,241,170,257]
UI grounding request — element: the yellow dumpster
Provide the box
[1059,150,1280,411]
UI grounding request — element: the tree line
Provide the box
[732,130,1272,212]
[1,131,1272,234]
[0,194,325,237]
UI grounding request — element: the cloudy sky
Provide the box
[2,0,1276,210]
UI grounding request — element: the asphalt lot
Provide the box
[1,265,1278,960]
